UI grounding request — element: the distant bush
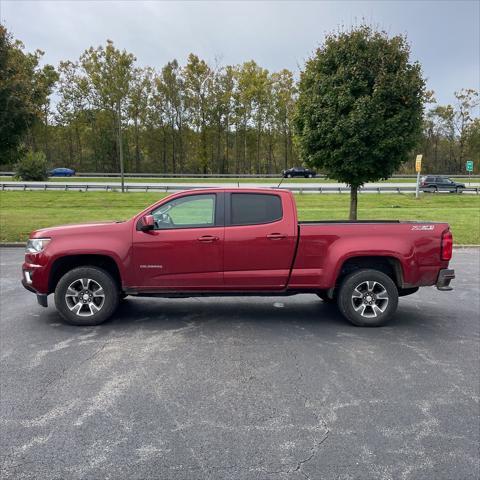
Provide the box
[14,151,48,181]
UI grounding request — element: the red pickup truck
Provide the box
[22,188,454,327]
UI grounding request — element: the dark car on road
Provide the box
[282,167,316,178]
[421,175,465,193]
[49,168,76,177]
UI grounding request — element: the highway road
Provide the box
[1,248,479,479]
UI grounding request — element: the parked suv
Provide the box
[282,167,316,178]
[420,176,465,193]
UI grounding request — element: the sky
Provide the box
[1,0,479,107]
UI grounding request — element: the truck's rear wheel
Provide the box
[337,269,398,327]
[54,266,119,326]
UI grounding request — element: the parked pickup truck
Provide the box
[22,188,455,327]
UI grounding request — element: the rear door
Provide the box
[223,192,297,289]
[436,177,453,191]
[132,192,225,289]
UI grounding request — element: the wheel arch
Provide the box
[48,254,122,294]
[335,255,404,289]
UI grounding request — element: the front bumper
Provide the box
[436,269,455,291]
[22,278,48,307]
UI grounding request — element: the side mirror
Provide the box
[140,214,155,232]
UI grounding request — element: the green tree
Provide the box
[80,40,135,190]
[0,25,56,164]
[464,118,480,171]
[14,150,48,180]
[155,60,185,173]
[183,54,213,173]
[453,89,479,170]
[127,67,153,172]
[294,26,425,219]
[271,69,297,170]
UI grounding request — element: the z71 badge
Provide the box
[411,225,435,231]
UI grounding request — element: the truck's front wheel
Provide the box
[54,266,119,326]
[337,269,398,327]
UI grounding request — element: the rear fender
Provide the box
[325,238,412,288]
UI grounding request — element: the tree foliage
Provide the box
[0,25,57,163]
[419,89,479,174]
[1,25,477,181]
[14,150,48,181]
[294,26,425,218]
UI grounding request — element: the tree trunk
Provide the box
[349,186,358,220]
[225,115,229,173]
[117,102,125,192]
[134,116,140,173]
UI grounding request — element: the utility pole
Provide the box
[117,101,125,193]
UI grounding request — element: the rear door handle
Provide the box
[198,235,219,242]
[266,233,286,240]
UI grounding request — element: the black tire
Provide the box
[337,269,399,327]
[316,292,335,303]
[456,187,464,194]
[54,266,119,326]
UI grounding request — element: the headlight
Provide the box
[26,238,51,254]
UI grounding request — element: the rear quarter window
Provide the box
[230,193,282,226]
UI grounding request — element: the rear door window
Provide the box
[229,193,282,226]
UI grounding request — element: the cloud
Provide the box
[1,0,478,106]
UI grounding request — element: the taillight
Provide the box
[441,230,453,261]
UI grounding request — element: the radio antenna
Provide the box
[277,175,285,189]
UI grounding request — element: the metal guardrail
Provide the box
[2,182,479,194]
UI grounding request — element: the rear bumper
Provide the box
[436,269,455,291]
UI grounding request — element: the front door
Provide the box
[223,192,297,289]
[132,192,224,290]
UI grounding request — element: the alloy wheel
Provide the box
[65,278,105,316]
[351,280,389,318]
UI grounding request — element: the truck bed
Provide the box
[290,221,450,290]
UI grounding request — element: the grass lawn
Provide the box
[1,191,478,244]
[1,176,476,184]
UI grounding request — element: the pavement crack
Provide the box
[292,430,329,478]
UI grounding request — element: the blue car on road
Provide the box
[49,168,76,177]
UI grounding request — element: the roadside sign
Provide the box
[466,160,473,172]
[415,154,423,173]
[415,154,423,199]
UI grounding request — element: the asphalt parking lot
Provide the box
[1,248,479,480]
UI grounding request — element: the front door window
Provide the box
[152,194,216,229]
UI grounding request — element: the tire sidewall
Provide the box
[337,269,399,327]
[55,266,119,326]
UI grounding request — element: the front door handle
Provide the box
[198,235,219,242]
[266,233,286,240]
